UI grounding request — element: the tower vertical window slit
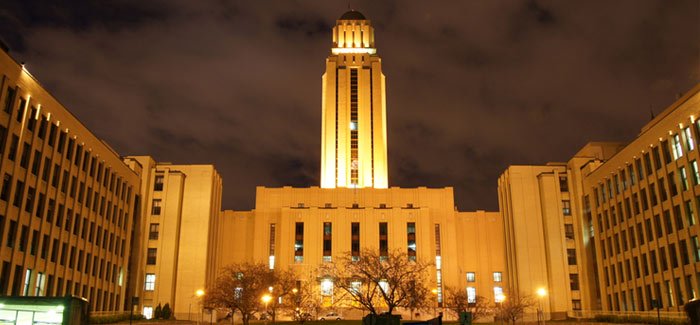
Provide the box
[350,68,359,186]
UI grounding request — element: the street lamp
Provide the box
[190,289,205,323]
[536,288,547,325]
[262,294,272,324]
[495,294,506,325]
[431,288,438,317]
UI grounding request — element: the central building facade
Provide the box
[217,11,505,319]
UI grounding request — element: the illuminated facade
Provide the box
[498,143,623,320]
[124,157,222,320]
[217,11,505,320]
[321,11,388,189]
[582,84,700,313]
[0,48,140,312]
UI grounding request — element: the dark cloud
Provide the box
[1,0,698,211]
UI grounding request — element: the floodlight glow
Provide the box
[332,48,376,55]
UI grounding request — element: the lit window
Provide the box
[22,269,31,296]
[320,278,333,296]
[562,200,571,216]
[466,272,476,282]
[151,199,161,215]
[466,287,476,303]
[379,280,389,293]
[143,307,153,320]
[493,272,502,282]
[685,127,695,151]
[672,134,683,160]
[349,121,358,131]
[692,161,700,185]
[154,175,164,191]
[149,223,159,240]
[680,167,689,191]
[350,281,362,294]
[493,286,504,302]
[145,274,156,291]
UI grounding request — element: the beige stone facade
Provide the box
[217,186,505,319]
[498,143,622,320]
[0,48,140,311]
[124,156,222,320]
[582,84,700,313]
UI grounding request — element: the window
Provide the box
[148,224,159,240]
[323,222,332,262]
[562,200,571,216]
[493,286,503,302]
[567,249,577,265]
[144,274,156,291]
[672,134,683,160]
[572,299,582,310]
[407,222,416,261]
[379,222,388,258]
[22,268,32,296]
[693,161,700,185]
[143,307,153,320]
[294,222,304,263]
[466,272,476,282]
[3,87,15,114]
[320,278,333,296]
[680,167,689,191]
[466,287,476,303]
[570,274,580,290]
[662,140,672,164]
[154,175,164,191]
[493,272,502,282]
[351,222,360,261]
[147,248,157,265]
[266,224,276,269]
[693,236,700,262]
[652,146,662,170]
[685,127,695,151]
[559,176,568,192]
[151,199,161,215]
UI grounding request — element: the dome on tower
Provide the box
[339,10,366,20]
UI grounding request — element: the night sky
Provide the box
[1,1,698,211]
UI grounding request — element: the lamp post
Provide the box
[495,293,506,325]
[431,288,438,317]
[536,288,547,325]
[262,294,272,325]
[194,289,205,325]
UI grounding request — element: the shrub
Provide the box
[89,313,144,324]
[593,314,689,325]
[162,303,172,320]
[154,304,162,319]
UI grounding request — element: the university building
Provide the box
[0,48,140,312]
[215,10,506,319]
[1,7,698,323]
[581,85,700,313]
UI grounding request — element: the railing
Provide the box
[568,309,687,319]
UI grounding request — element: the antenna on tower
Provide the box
[649,106,655,120]
[348,0,352,10]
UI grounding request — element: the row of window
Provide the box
[273,222,437,264]
[594,121,700,208]
[606,275,699,311]
[0,261,121,311]
[603,235,700,285]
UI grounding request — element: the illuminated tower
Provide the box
[320,10,388,189]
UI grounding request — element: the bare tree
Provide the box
[330,248,432,315]
[494,294,535,324]
[443,286,490,321]
[282,272,323,323]
[203,263,275,325]
[266,267,298,323]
